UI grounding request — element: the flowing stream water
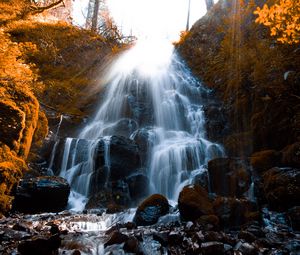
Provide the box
[49,39,224,212]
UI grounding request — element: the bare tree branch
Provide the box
[29,0,65,15]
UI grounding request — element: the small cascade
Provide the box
[48,40,224,209]
[55,114,64,139]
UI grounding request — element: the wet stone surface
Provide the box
[0,208,299,255]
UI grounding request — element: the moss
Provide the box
[7,21,117,117]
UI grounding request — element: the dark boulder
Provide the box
[18,234,61,255]
[250,150,282,173]
[85,188,130,210]
[201,241,224,255]
[133,194,169,226]
[262,167,300,211]
[123,236,141,254]
[13,176,70,213]
[281,142,300,168]
[213,197,259,228]
[208,158,251,198]
[95,135,141,181]
[104,231,128,248]
[178,185,213,221]
[125,173,149,201]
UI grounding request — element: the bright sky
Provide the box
[72,0,212,40]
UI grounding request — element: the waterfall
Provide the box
[49,40,224,210]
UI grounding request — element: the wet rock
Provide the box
[201,241,224,255]
[153,231,169,246]
[204,104,228,142]
[123,236,141,253]
[104,231,129,248]
[213,197,259,228]
[223,132,253,157]
[18,234,61,255]
[288,206,300,231]
[102,118,138,138]
[168,231,184,245]
[49,224,60,235]
[85,190,129,210]
[208,158,251,198]
[72,250,81,255]
[125,173,149,201]
[0,228,32,242]
[196,215,220,228]
[178,185,213,221]
[238,231,257,243]
[283,240,300,254]
[12,223,29,232]
[250,150,282,173]
[131,128,153,164]
[13,176,70,213]
[262,167,300,211]
[235,241,257,255]
[281,142,300,168]
[105,135,141,181]
[133,194,169,226]
[204,231,224,242]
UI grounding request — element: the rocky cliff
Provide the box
[0,0,119,215]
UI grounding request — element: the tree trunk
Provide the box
[91,0,100,32]
[186,0,191,31]
[205,0,214,11]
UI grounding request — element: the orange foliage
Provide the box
[254,0,300,44]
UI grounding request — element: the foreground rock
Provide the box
[13,176,70,213]
[18,234,61,255]
[178,185,213,221]
[213,197,259,228]
[133,194,169,226]
[262,167,300,211]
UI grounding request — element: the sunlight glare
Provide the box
[106,0,208,40]
[108,39,174,77]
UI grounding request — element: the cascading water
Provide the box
[49,39,224,210]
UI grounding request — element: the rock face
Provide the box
[103,136,141,181]
[250,150,282,173]
[281,142,300,168]
[178,185,213,221]
[133,194,169,226]
[213,197,259,228]
[262,167,300,211]
[13,176,70,213]
[208,158,251,198]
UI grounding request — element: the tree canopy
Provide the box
[254,0,300,44]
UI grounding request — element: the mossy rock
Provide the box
[133,194,169,226]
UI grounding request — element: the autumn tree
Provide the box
[254,0,300,44]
